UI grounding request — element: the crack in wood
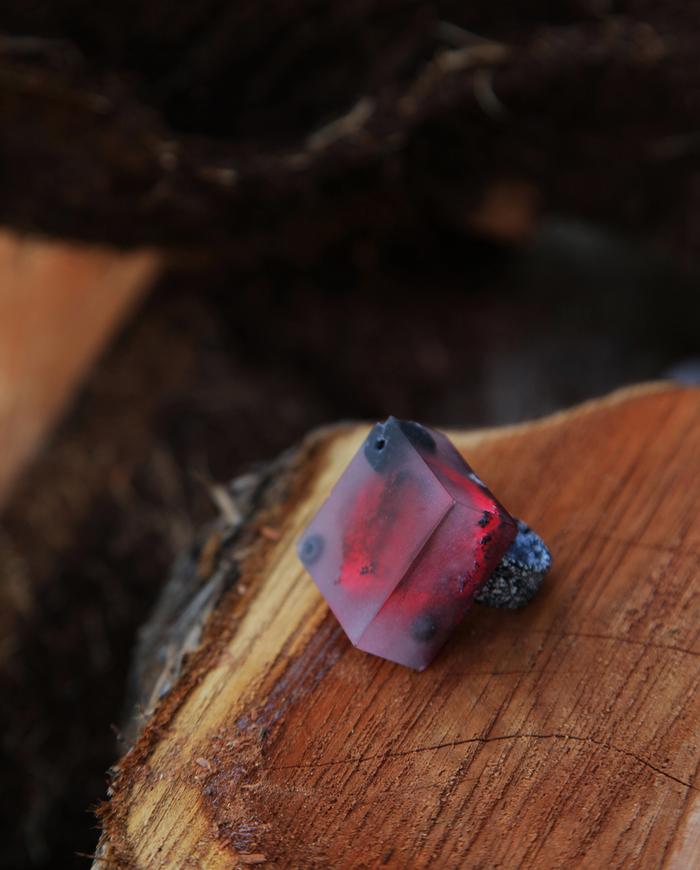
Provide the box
[530,628,700,661]
[271,732,698,792]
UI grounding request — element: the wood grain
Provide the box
[97,384,700,869]
[0,232,159,506]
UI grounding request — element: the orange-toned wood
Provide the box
[97,384,700,869]
[0,232,159,506]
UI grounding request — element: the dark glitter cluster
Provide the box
[475,520,551,609]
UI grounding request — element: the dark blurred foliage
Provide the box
[2,2,700,252]
[0,1,614,144]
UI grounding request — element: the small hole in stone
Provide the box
[376,438,386,450]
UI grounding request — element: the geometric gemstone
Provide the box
[297,417,517,670]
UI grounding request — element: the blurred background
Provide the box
[0,2,699,867]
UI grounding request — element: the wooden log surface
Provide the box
[97,383,700,869]
[0,231,158,506]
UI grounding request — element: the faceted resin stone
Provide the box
[297,418,517,670]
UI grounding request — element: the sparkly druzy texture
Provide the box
[297,417,517,670]
[475,520,552,609]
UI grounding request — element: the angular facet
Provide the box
[298,423,453,642]
[297,418,517,669]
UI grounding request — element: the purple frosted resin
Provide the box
[298,418,516,669]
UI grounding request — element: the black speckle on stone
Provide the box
[359,564,373,576]
[477,510,492,528]
[398,419,436,452]
[298,533,324,566]
[480,533,492,545]
[411,613,439,643]
[365,417,437,471]
[364,420,396,471]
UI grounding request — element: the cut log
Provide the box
[96,383,700,868]
[0,232,158,506]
